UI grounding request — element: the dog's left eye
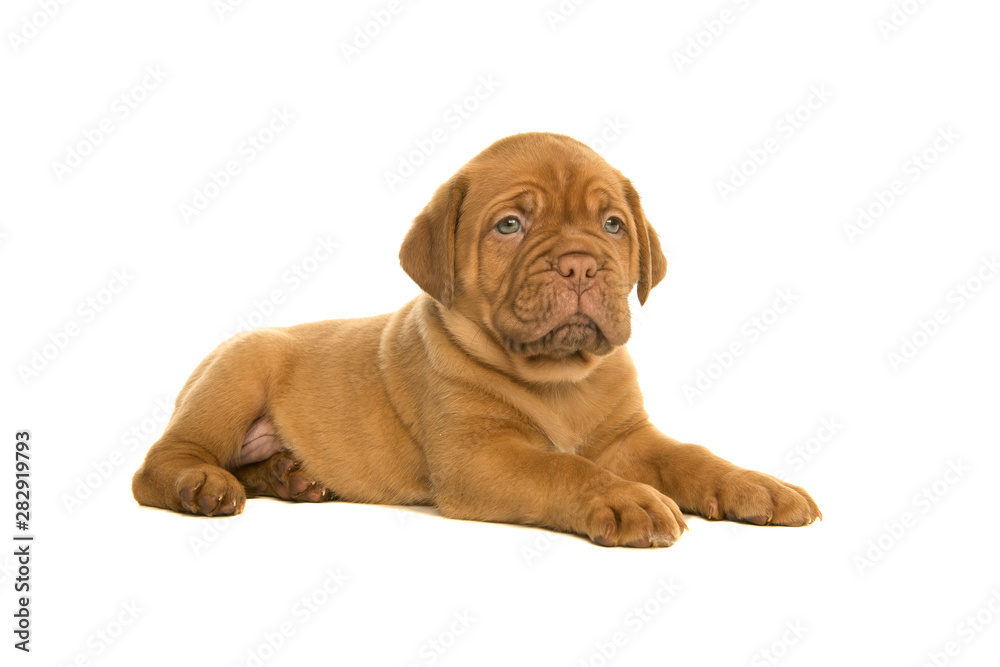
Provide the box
[604,217,622,234]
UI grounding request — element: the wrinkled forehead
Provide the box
[461,138,627,224]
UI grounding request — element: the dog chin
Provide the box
[505,315,616,359]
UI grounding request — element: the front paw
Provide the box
[580,481,688,548]
[705,469,821,526]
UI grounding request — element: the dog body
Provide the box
[132,132,820,547]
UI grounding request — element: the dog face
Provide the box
[400,132,666,364]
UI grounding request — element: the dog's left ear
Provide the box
[623,179,667,305]
[399,174,467,308]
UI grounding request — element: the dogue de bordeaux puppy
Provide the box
[132,132,821,547]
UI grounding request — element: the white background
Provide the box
[2,1,999,665]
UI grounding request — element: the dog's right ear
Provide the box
[399,174,467,308]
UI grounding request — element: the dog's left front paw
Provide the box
[705,469,821,526]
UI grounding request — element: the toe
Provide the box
[197,494,219,514]
[289,475,312,496]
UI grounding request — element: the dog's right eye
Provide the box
[496,216,522,234]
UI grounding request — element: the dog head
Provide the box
[400,132,666,375]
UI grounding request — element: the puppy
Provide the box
[132,132,820,547]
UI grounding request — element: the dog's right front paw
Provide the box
[581,481,687,548]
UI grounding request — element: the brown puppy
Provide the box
[132,132,820,547]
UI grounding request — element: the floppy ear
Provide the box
[623,179,667,306]
[399,174,466,307]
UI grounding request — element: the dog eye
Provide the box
[604,217,622,234]
[496,216,522,234]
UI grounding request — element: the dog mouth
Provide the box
[504,313,611,358]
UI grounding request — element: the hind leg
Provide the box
[131,330,294,516]
[232,450,336,502]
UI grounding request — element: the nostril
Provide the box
[556,253,598,281]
